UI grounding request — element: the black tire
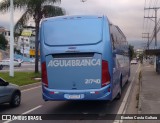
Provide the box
[126,74,130,84]
[0,65,3,70]
[10,92,21,107]
[116,77,122,100]
[18,63,21,67]
[126,79,129,84]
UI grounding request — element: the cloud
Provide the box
[0,0,145,41]
[0,9,24,29]
[59,0,145,41]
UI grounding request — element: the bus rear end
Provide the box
[40,16,113,101]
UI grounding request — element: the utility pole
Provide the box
[142,33,150,49]
[155,9,157,48]
[144,7,160,49]
[9,0,14,77]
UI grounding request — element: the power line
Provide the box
[143,0,160,49]
[142,33,150,49]
[144,0,156,34]
[144,7,160,48]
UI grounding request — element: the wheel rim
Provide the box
[14,95,20,105]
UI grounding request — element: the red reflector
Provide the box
[42,62,48,87]
[50,91,54,94]
[108,87,111,92]
[95,91,99,94]
[102,60,110,87]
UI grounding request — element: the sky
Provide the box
[0,0,155,47]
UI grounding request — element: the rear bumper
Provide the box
[42,84,112,101]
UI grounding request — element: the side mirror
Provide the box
[4,82,9,86]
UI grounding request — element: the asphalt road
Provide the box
[0,64,139,123]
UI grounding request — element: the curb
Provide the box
[20,82,41,90]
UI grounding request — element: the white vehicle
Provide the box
[130,59,138,64]
[0,59,21,69]
[16,58,23,63]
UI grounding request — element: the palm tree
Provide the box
[0,0,65,73]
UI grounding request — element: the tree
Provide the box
[0,34,8,50]
[0,0,65,73]
[129,45,135,60]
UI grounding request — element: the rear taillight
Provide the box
[42,62,48,87]
[102,60,110,87]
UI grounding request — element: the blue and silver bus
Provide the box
[39,15,130,101]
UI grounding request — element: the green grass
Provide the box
[0,72,41,86]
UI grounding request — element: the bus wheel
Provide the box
[126,76,129,84]
[116,78,122,100]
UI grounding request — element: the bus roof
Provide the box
[42,15,106,22]
[41,15,110,46]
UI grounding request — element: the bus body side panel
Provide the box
[109,25,122,100]
[110,24,130,99]
[101,18,114,100]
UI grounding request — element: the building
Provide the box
[0,26,10,42]
[17,26,39,58]
[1,25,39,58]
[0,26,10,50]
[0,26,18,48]
[0,27,9,59]
[0,26,5,34]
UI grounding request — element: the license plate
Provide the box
[68,95,81,99]
[64,94,84,99]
